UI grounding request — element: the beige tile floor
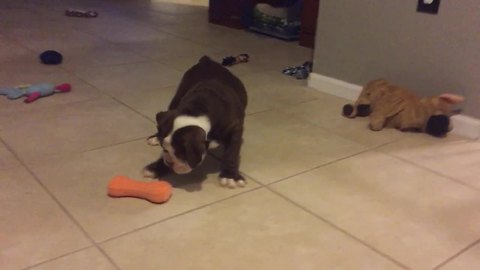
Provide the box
[1,0,480,269]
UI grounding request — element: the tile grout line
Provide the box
[0,17,167,122]
[281,97,480,193]
[0,22,141,72]
[21,246,92,270]
[0,137,122,270]
[265,185,411,270]
[241,135,480,269]
[99,93,158,124]
[237,171,411,270]
[380,148,480,193]
[58,63,180,126]
[234,142,416,269]
[86,136,153,152]
[241,136,479,269]
[263,139,399,187]
[98,185,265,245]
[432,238,480,269]
[1,132,263,269]
[59,7,228,67]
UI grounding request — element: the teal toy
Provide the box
[0,83,71,103]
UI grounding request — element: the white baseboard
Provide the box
[450,115,480,140]
[308,72,480,140]
[308,73,362,100]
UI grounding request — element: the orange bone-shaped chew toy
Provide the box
[107,176,172,204]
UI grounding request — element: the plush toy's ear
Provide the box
[439,93,464,105]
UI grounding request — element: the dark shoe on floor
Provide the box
[294,67,310,79]
[222,54,249,66]
[65,8,98,18]
[283,61,312,79]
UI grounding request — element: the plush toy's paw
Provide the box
[342,104,354,117]
[147,136,160,146]
[356,104,372,117]
[426,115,450,137]
[369,122,384,131]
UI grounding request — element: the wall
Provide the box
[313,0,480,118]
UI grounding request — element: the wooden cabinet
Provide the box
[208,0,252,29]
[299,0,319,48]
[208,0,298,29]
[209,0,320,48]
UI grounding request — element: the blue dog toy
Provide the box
[0,83,71,103]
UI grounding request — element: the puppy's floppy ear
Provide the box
[155,111,169,126]
[155,111,175,138]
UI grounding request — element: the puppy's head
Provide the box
[162,126,207,174]
[155,111,210,174]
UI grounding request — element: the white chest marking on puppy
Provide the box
[163,115,211,144]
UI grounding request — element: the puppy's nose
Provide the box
[173,165,192,175]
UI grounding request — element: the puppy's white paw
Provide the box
[219,177,246,189]
[147,136,160,146]
[142,168,155,178]
[208,140,220,149]
[236,180,246,187]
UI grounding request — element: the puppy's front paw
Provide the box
[147,136,160,146]
[219,176,246,189]
[142,167,156,178]
[143,160,171,179]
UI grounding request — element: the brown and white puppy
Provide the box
[144,56,247,188]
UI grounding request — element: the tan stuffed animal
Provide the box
[342,79,464,137]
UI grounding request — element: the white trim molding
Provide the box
[308,72,480,140]
[450,115,480,140]
[308,73,362,101]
